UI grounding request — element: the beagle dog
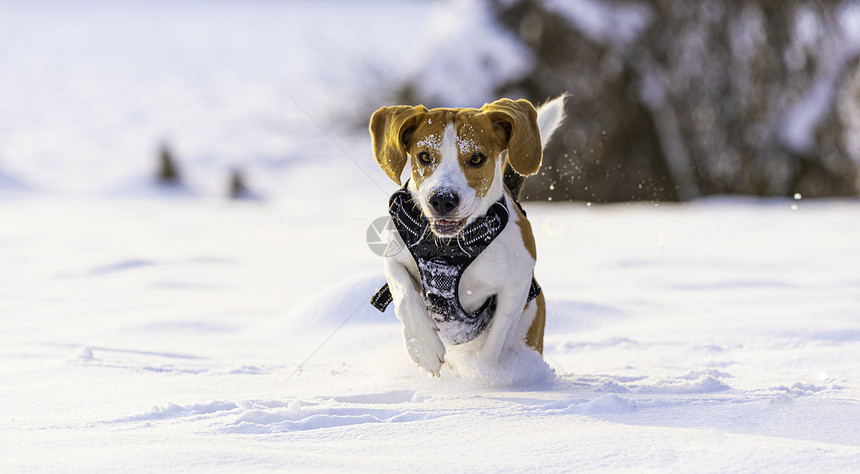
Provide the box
[369,96,565,376]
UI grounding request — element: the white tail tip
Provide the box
[536,94,567,149]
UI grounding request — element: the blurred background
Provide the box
[1,0,859,202]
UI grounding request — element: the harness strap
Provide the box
[370,284,393,312]
[370,181,540,344]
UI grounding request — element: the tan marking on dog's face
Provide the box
[406,110,449,189]
[405,109,506,196]
[453,114,505,198]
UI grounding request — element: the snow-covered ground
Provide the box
[2,1,859,472]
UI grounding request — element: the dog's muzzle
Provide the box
[431,218,466,236]
[428,189,459,216]
[428,189,465,235]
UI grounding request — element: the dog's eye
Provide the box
[417,151,433,165]
[469,153,487,167]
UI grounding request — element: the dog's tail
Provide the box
[503,94,567,200]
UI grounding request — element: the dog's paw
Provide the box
[403,320,446,377]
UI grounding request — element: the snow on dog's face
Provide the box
[370,99,542,237]
[406,112,504,236]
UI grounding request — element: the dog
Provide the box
[369,95,566,376]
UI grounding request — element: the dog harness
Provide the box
[371,182,541,345]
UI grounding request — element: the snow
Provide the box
[0,0,415,196]
[2,1,860,472]
[3,191,859,473]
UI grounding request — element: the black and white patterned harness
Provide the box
[371,182,540,345]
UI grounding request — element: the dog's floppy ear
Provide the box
[481,98,541,176]
[369,105,428,185]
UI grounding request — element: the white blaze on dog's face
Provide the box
[404,110,507,237]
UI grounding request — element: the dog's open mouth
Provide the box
[431,218,467,237]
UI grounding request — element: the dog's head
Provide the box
[370,98,541,237]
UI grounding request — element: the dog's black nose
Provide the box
[429,190,460,216]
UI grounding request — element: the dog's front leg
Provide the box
[477,285,530,366]
[385,260,446,376]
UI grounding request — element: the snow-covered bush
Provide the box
[398,0,860,201]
